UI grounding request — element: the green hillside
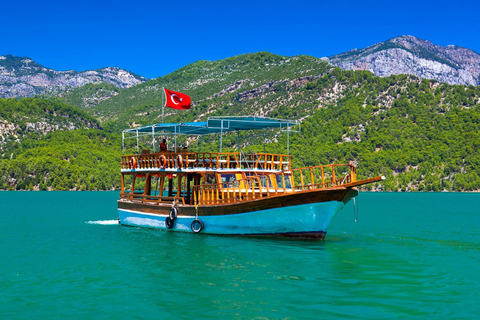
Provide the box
[40,83,120,109]
[0,98,119,190]
[0,129,121,190]
[90,53,330,122]
[290,70,480,191]
[0,98,100,156]
[2,52,480,191]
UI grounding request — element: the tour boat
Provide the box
[118,116,383,239]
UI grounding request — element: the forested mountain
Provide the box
[0,98,100,152]
[0,54,146,98]
[83,53,328,122]
[0,98,120,190]
[1,52,480,191]
[40,83,121,109]
[328,35,480,86]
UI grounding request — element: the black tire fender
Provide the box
[169,207,178,220]
[191,219,204,233]
[165,216,174,229]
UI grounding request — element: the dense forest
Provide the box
[0,99,118,190]
[295,70,480,191]
[1,52,479,191]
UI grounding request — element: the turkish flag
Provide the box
[164,88,191,110]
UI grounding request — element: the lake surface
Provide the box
[0,192,479,319]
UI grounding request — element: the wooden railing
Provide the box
[291,164,356,191]
[239,153,292,171]
[192,164,356,206]
[193,174,286,206]
[121,151,292,171]
[119,191,186,205]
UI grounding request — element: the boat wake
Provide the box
[86,220,119,225]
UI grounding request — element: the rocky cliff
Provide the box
[327,35,480,86]
[0,55,147,98]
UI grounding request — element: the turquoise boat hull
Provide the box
[118,198,348,239]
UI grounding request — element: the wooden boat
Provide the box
[118,117,384,239]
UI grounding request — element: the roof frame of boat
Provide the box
[122,116,301,154]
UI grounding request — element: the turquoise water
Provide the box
[1,192,479,319]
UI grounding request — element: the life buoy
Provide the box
[158,155,167,169]
[191,219,204,233]
[129,157,137,169]
[165,216,174,229]
[176,154,183,169]
[169,207,178,220]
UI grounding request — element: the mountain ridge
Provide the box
[0,54,147,98]
[3,35,480,106]
[327,35,480,86]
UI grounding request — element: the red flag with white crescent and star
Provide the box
[164,88,191,110]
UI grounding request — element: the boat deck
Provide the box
[121,151,292,171]
[119,158,383,207]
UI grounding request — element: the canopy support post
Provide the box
[237,130,240,150]
[162,87,165,124]
[287,125,290,155]
[263,128,266,153]
[174,126,177,152]
[136,129,139,153]
[122,131,125,154]
[220,120,224,153]
[152,126,155,153]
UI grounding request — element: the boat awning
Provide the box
[122,116,301,154]
[123,122,216,135]
[207,116,299,131]
[123,116,300,136]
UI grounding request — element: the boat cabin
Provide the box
[120,150,295,205]
[119,116,359,207]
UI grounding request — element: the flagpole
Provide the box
[162,87,164,124]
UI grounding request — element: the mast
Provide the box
[287,124,290,155]
[220,120,223,152]
[162,87,165,124]
[263,128,266,153]
[122,131,125,154]
[152,126,155,152]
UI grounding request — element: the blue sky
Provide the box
[1,0,479,79]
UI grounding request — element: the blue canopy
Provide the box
[207,116,298,131]
[122,116,300,154]
[123,116,299,136]
[123,122,213,135]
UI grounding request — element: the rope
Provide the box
[353,194,359,222]
[193,187,199,220]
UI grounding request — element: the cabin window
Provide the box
[122,174,133,193]
[259,175,269,188]
[149,174,163,196]
[220,174,236,182]
[165,174,179,197]
[219,173,238,188]
[276,175,292,189]
[133,174,147,193]
[205,174,216,185]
